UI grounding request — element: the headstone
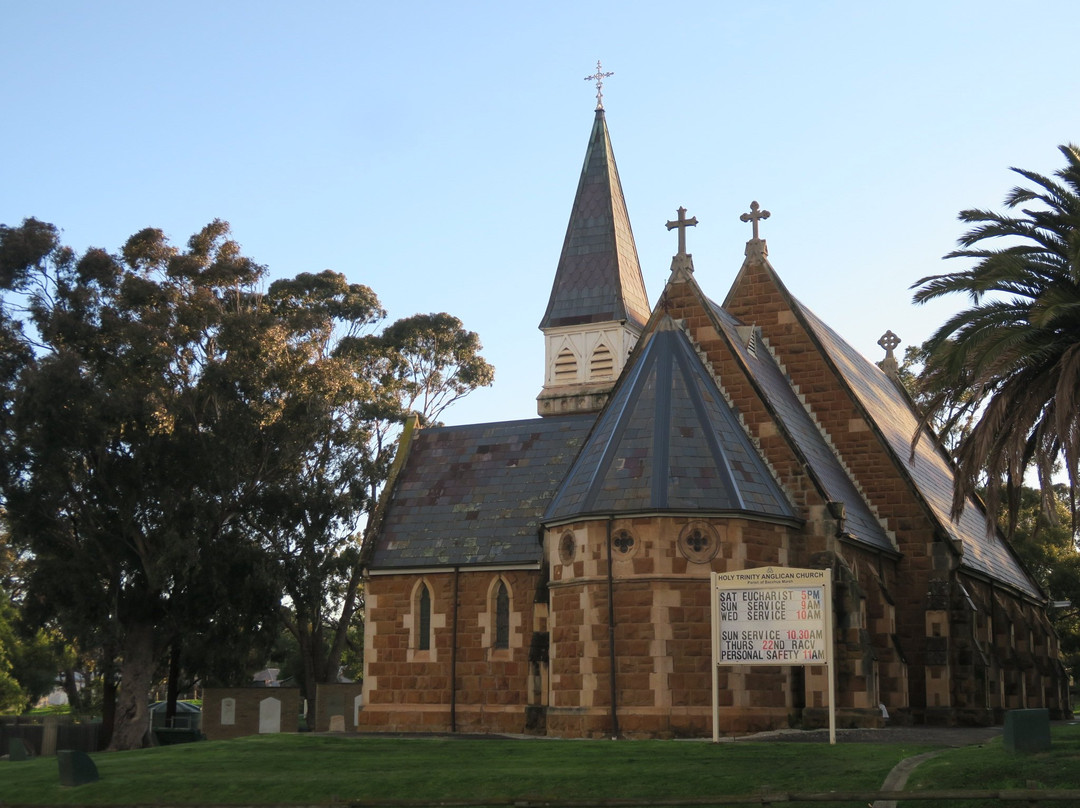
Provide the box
[328,715,345,732]
[326,691,344,718]
[57,749,99,786]
[221,697,236,725]
[9,737,35,760]
[353,694,363,727]
[1003,708,1051,753]
[258,696,281,734]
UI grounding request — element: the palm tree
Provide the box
[912,144,1080,537]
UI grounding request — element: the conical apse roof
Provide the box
[544,318,797,522]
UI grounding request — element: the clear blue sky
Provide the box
[3,2,1079,427]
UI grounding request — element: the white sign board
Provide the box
[715,568,829,665]
[710,567,835,743]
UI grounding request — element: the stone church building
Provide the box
[356,100,1071,738]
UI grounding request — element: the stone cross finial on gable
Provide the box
[740,201,770,240]
[878,330,901,380]
[878,330,901,355]
[665,207,698,256]
[584,61,614,109]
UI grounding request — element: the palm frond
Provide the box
[913,145,1080,534]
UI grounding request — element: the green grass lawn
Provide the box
[0,726,1076,806]
[899,722,1080,807]
[1,735,928,806]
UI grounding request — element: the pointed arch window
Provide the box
[494,580,510,650]
[590,343,614,380]
[555,348,578,383]
[418,582,432,651]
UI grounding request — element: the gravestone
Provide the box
[9,737,35,760]
[313,682,364,732]
[221,697,236,725]
[258,696,282,734]
[326,691,344,718]
[326,691,344,732]
[57,749,99,786]
[202,687,299,740]
[1003,708,1051,753]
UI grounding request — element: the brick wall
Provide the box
[359,569,538,734]
[544,514,884,738]
[202,688,300,741]
[313,683,365,732]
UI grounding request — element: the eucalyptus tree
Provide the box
[338,311,496,512]
[249,301,494,719]
[912,144,1080,535]
[376,312,496,425]
[0,584,27,712]
[0,216,495,745]
[0,218,318,748]
[246,270,387,713]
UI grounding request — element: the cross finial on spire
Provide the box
[665,207,698,256]
[740,201,771,240]
[585,60,614,110]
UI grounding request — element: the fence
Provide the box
[0,714,104,756]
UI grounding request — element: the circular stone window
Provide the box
[558,531,576,565]
[678,521,719,563]
[612,528,636,556]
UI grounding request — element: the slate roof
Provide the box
[544,318,798,523]
[368,99,1041,600]
[704,299,896,554]
[794,301,1041,597]
[539,109,651,330]
[368,416,593,570]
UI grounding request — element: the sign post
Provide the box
[710,567,835,744]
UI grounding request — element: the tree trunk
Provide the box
[165,640,181,726]
[327,561,363,678]
[62,668,82,711]
[108,620,157,751]
[297,622,318,729]
[100,658,117,750]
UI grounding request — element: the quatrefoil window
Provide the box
[612,529,635,554]
[685,529,709,553]
[558,531,576,565]
[678,521,719,563]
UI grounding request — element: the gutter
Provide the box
[451,565,460,733]
[606,517,619,739]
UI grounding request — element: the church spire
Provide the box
[539,107,649,331]
[537,86,651,417]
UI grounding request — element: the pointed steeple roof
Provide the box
[539,109,650,330]
[544,317,797,523]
